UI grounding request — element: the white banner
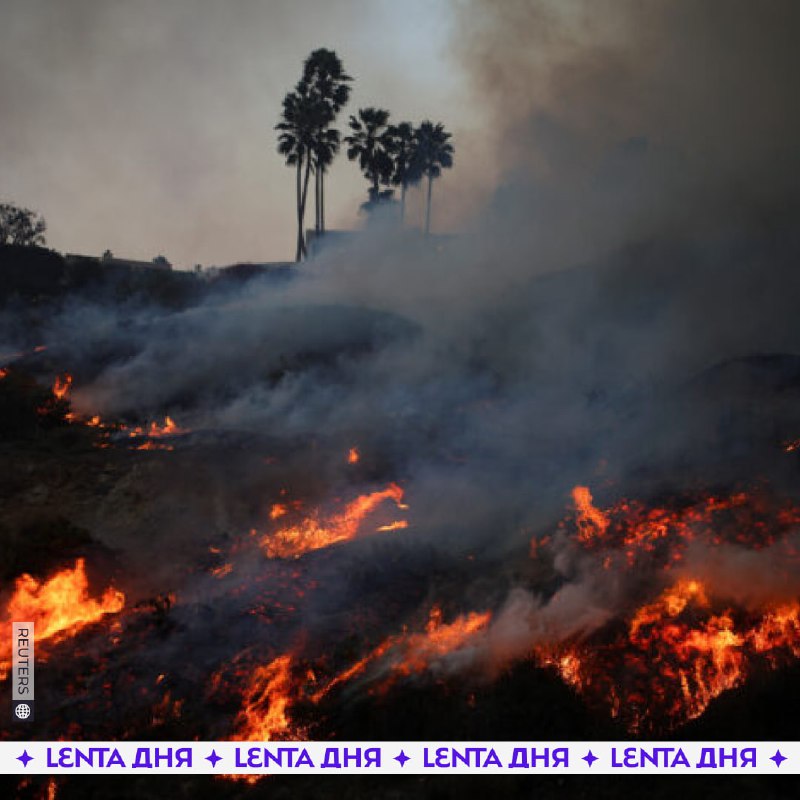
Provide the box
[0,741,797,775]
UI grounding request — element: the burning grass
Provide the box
[534,485,800,733]
[260,483,408,558]
[0,559,124,680]
[4,362,800,745]
[210,604,491,748]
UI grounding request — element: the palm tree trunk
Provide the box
[425,174,432,235]
[295,158,303,262]
[321,170,325,233]
[400,182,406,226]
[299,154,313,259]
[314,168,321,234]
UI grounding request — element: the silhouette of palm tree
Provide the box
[276,84,319,261]
[302,49,351,235]
[345,108,394,207]
[414,121,454,235]
[387,122,422,225]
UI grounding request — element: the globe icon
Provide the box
[15,703,31,720]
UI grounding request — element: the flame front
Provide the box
[542,578,800,731]
[222,605,491,741]
[262,483,407,558]
[0,558,125,679]
[316,605,491,700]
[391,606,492,678]
[536,486,800,732]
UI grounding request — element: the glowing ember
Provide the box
[347,447,360,464]
[134,440,175,451]
[262,483,407,558]
[376,520,409,532]
[0,558,125,680]
[151,690,184,727]
[210,563,234,579]
[269,503,289,520]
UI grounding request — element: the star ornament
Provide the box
[394,750,410,767]
[582,750,598,767]
[770,750,787,768]
[17,750,34,767]
[205,749,223,767]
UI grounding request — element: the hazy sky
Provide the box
[4,1,798,268]
[0,0,481,266]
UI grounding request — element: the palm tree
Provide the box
[386,122,422,225]
[301,49,351,235]
[414,121,454,235]
[276,84,319,261]
[345,108,394,207]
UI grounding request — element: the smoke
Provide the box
[452,0,800,263]
[4,0,800,708]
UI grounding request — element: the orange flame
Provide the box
[262,484,406,558]
[0,558,125,679]
[149,416,182,437]
[347,447,360,464]
[393,607,491,677]
[572,486,609,542]
[269,503,289,520]
[230,654,299,741]
[128,416,184,438]
[52,374,73,400]
[226,606,490,733]
[315,605,491,700]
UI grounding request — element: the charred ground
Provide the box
[3,231,800,799]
